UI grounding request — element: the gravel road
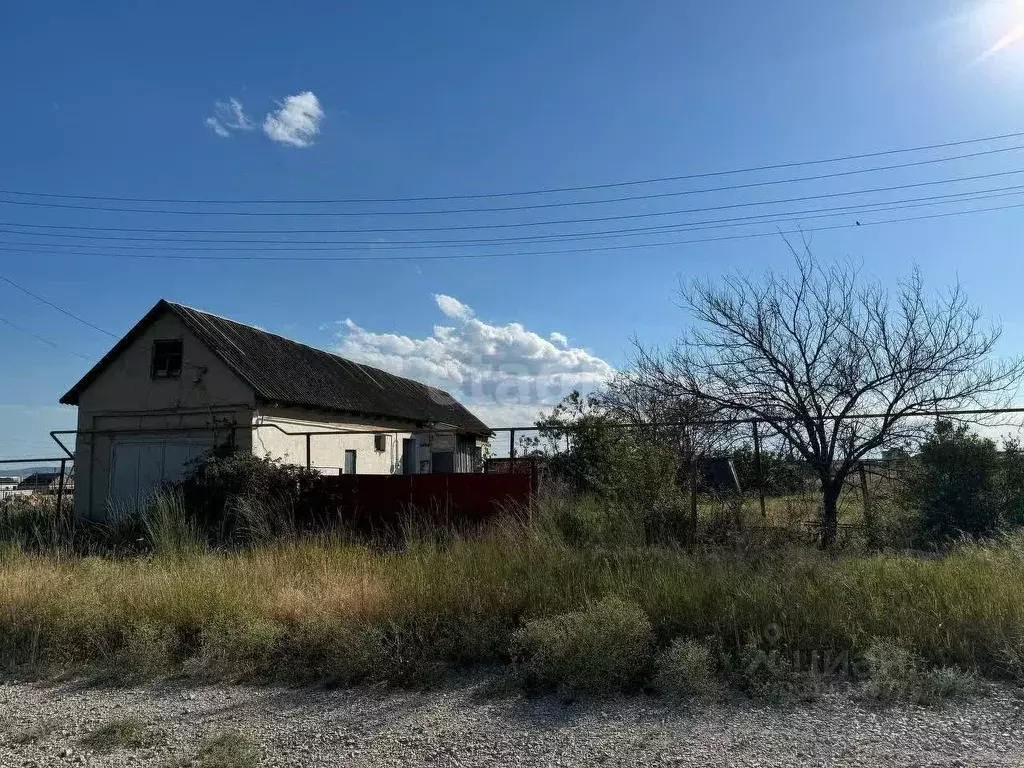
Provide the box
[1,679,1022,767]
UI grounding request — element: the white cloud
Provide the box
[435,294,474,320]
[263,91,324,148]
[334,295,614,427]
[549,332,568,347]
[205,97,253,138]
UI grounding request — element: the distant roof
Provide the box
[61,300,491,435]
[17,471,64,486]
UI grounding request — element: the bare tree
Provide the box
[632,250,1024,546]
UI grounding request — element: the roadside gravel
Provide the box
[0,679,1022,767]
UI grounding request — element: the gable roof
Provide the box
[60,300,491,435]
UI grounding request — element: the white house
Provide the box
[60,300,491,520]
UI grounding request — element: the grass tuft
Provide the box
[80,714,160,752]
[194,729,260,768]
[7,719,53,745]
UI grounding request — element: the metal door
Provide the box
[402,438,417,474]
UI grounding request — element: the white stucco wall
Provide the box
[72,311,255,519]
[252,406,429,475]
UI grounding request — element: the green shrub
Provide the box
[179,448,319,538]
[524,392,687,544]
[908,421,1006,544]
[512,595,653,694]
[736,635,797,702]
[861,639,979,705]
[653,638,721,699]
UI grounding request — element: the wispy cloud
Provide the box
[979,21,1024,61]
[204,97,253,138]
[263,91,324,148]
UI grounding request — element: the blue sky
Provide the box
[3,0,1024,457]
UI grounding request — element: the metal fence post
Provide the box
[306,433,312,470]
[858,460,878,550]
[752,420,767,518]
[56,458,67,512]
[688,452,698,549]
[509,428,516,460]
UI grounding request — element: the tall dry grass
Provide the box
[1,520,1023,687]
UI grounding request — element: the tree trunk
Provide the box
[821,482,840,549]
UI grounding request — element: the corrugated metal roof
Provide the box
[61,300,491,435]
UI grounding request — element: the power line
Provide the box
[3,184,1023,250]
[5,186,1024,253]
[2,196,1023,263]
[2,166,1022,232]
[3,128,1024,204]
[0,274,117,337]
[3,144,1023,218]
[0,315,95,361]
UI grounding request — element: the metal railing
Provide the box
[33,404,1024,538]
[0,457,73,509]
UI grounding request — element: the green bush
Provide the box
[860,639,979,705]
[525,392,687,544]
[736,635,797,702]
[1000,438,1024,528]
[908,421,1003,544]
[512,595,654,694]
[179,447,320,538]
[653,638,721,699]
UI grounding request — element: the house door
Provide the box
[402,439,417,475]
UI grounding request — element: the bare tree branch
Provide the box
[628,251,1024,546]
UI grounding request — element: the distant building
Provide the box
[60,300,491,521]
[0,477,19,500]
[15,471,72,492]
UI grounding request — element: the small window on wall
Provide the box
[374,434,387,452]
[151,340,183,379]
[344,449,357,475]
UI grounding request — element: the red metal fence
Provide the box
[316,472,533,533]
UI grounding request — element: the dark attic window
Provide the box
[151,339,183,379]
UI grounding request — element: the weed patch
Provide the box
[861,639,980,705]
[512,595,653,694]
[80,715,161,752]
[7,719,53,745]
[653,638,721,699]
[194,730,260,768]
